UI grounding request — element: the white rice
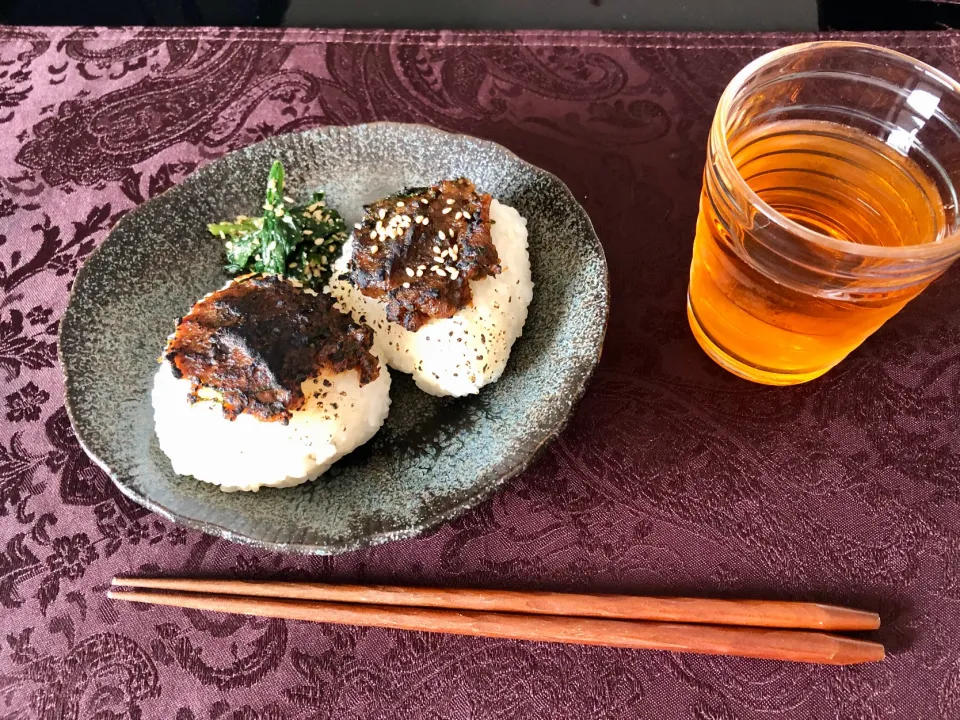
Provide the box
[152,353,391,492]
[328,199,533,396]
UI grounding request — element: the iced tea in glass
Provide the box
[688,42,960,384]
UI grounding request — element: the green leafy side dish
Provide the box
[207,160,347,288]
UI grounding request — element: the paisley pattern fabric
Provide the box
[1,26,959,719]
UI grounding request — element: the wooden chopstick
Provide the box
[111,577,880,631]
[107,588,884,665]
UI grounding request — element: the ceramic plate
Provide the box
[59,123,609,554]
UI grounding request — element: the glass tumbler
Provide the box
[687,41,960,385]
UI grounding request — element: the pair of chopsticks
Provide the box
[109,578,884,665]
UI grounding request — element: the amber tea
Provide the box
[688,43,960,384]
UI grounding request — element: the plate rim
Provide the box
[58,121,610,554]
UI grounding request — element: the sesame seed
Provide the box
[284,195,294,203]
[303,229,313,235]
[263,202,273,211]
[402,282,410,288]
[417,264,426,270]
[396,201,405,208]
[430,265,439,271]
[423,218,429,226]
[370,231,377,240]
[442,207,452,214]
[436,269,447,277]
[438,230,446,240]
[445,265,455,274]
[434,256,444,263]
[314,238,323,246]
[378,208,386,219]
[416,269,423,277]
[288,262,298,268]
[455,212,462,220]
[446,198,455,205]
[415,215,424,223]
[433,246,441,254]
[405,267,415,277]
[450,268,459,279]
[370,245,379,253]
[321,255,328,262]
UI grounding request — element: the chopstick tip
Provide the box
[858,642,885,664]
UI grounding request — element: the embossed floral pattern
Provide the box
[4,380,49,422]
[25,305,52,326]
[45,532,98,581]
[0,25,959,719]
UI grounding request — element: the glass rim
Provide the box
[713,40,960,260]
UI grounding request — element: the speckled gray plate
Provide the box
[59,123,609,554]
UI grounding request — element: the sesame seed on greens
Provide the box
[207,160,347,289]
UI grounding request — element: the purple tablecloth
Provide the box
[1,26,960,719]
